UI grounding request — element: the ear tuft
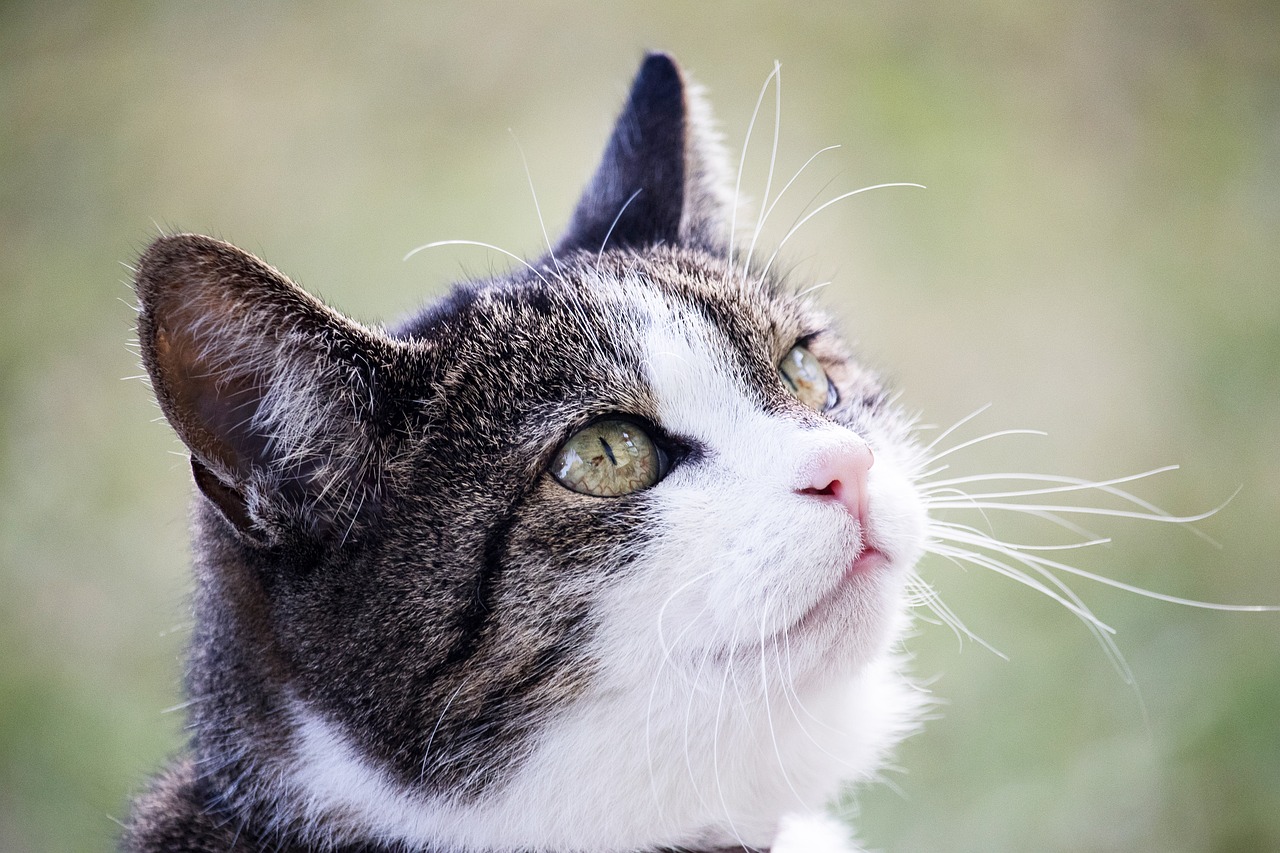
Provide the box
[557,52,734,256]
[136,234,406,541]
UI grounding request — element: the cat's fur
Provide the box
[125,53,928,853]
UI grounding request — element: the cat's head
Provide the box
[136,53,926,851]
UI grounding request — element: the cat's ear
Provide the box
[135,234,408,544]
[556,52,734,255]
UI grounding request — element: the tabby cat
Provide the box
[124,52,930,853]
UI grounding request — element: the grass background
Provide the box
[2,1,1277,850]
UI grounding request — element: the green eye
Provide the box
[552,418,664,497]
[779,345,834,411]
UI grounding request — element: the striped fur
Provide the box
[125,54,925,853]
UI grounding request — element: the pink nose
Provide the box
[797,442,874,526]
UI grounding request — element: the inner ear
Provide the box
[148,290,275,482]
[556,52,732,256]
[190,457,255,536]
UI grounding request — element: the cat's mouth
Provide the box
[848,546,889,577]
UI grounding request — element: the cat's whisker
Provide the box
[509,129,562,275]
[751,146,841,288]
[644,623,693,823]
[658,602,719,697]
[711,626,752,853]
[920,403,992,454]
[753,596,810,808]
[930,517,1111,552]
[775,622,883,761]
[927,530,1137,679]
[680,628,721,816]
[793,280,833,299]
[655,567,719,664]
[927,539,1116,634]
[925,495,1235,528]
[644,636,677,822]
[935,522,1280,613]
[596,188,644,264]
[403,240,551,286]
[922,465,1231,545]
[922,466,1180,495]
[338,489,366,547]
[726,63,782,277]
[905,571,1007,658]
[914,463,951,481]
[741,61,782,283]
[918,428,1049,467]
[418,676,470,786]
[755,182,926,285]
[771,636,825,738]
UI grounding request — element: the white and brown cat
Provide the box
[125,52,934,853]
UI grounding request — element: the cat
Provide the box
[122,51,934,853]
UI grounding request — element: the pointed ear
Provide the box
[556,52,733,255]
[135,234,408,543]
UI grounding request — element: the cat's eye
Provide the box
[552,418,666,497]
[779,345,836,411]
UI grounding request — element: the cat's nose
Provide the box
[797,442,874,527]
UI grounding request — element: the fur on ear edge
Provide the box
[136,233,409,541]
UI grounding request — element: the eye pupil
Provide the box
[598,436,618,465]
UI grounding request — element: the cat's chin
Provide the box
[775,546,894,636]
[691,553,909,696]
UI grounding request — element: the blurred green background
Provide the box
[2,2,1277,851]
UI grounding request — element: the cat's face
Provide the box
[136,54,927,851]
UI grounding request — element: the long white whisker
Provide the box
[742,61,782,282]
[924,495,1233,527]
[404,240,550,285]
[929,529,1136,680]
[906,572,1008,658]
[680,632,719,814]
[757,182,926,283]
[712,627,750,852]
[419,677,471,781]
[509,129,560,274]
[933,519,1280,612]
[922,403,992,454]
[921,429,1049,466]
[794,280,833,299]
[930,519,1111,552]
[770,626,871,769]
[923,467,1225,548]
[922,466,1180,495]
[757,597,807,808]
[644,661,665,817]
[597,188,644,264]
[927,541,1116,634]
[656,567,719,663]
[753,146,841,284]
[914,463,952,481]
[727,64,782,275]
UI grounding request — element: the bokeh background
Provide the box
[2,2,1277,851]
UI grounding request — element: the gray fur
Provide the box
[124,53,906,852]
